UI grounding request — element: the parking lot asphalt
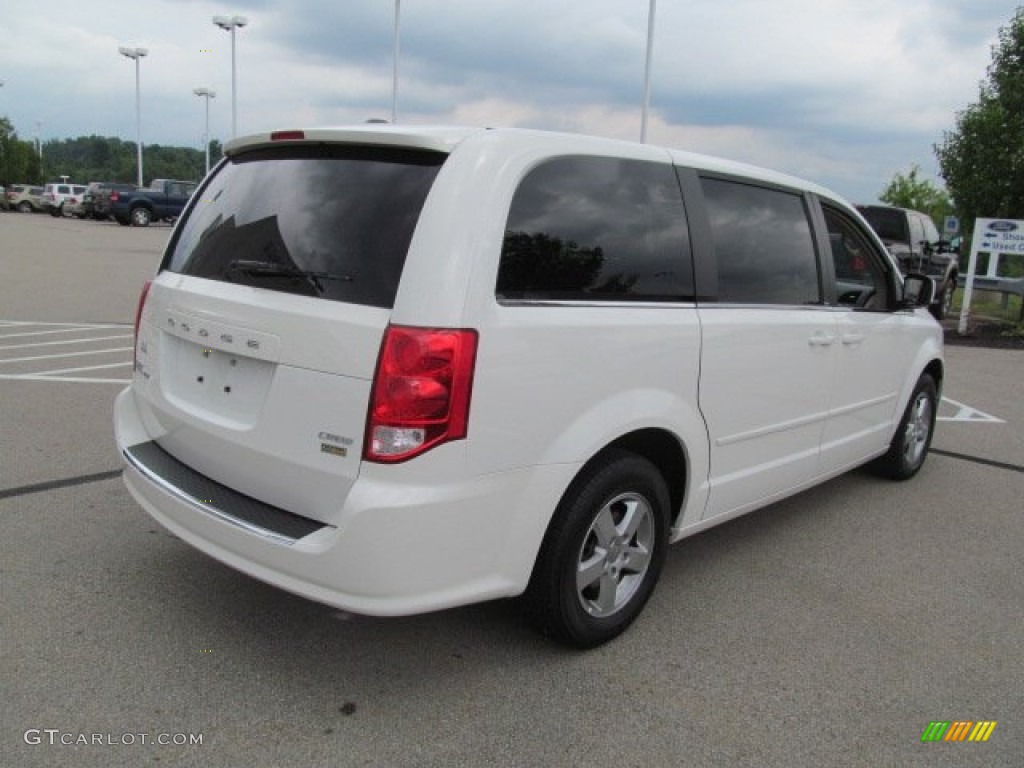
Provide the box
[2,212,1022,767]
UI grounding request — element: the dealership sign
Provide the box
[978,219,1024,255]
[957,217,1024,333]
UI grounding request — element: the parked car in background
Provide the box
[856,204,959,320]
[83,182,138,220]
[63,191,88,218]
[111,179,196,226]
[43,183,88,217]
[5,184,46,213]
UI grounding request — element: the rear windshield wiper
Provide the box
[226,259,354,293]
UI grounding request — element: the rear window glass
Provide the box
[497,156,693,302]
[163,145,445,308]
[858,206,909,244]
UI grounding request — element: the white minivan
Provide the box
[115,126,943,647]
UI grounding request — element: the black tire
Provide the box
[930,281,953,321]
[130,207,152,227]
[49,204,62,218]
[871,374,937,480]
[17,201,32,213]
[523,449,670,648]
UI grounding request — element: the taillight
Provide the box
[271,130,305,141]
[132,280,152,373]
[110,191,120,202]
[364,325,478,463]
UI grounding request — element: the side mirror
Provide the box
[901,273,935,309]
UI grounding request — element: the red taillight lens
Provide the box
[110,191,120,202]
[132,280,152,373]
[364,325,478,463]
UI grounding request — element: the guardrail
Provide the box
[957,275,1024,322]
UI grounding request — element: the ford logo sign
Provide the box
[988,220,1018,232]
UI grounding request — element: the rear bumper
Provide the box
[115,387,574,616]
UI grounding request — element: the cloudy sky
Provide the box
[0,1,1016,202]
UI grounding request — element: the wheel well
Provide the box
[924,359,944,393]
[597,429,688,525]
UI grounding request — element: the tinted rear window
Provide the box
[497,156,693,302]
[858,206,909,244]
[163,145,445,308]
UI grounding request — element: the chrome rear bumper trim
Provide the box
[123,441,328,545]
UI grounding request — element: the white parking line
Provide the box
[0,334,132,351]
[0,325,127,339]
[23,362,132,376]
[0,320,134,384]
[938,397,1005,424]
[0,347,133,364]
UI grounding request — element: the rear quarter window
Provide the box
[163,145,445,309]
[497,156,693,302]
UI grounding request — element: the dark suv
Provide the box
[857,205,958,320]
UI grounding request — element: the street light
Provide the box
[119,45,148,186]
[193,87,216,175]
[392,0,401,122]
[212,15,247,138]
[640,0,656,143]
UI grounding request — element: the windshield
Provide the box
[163,145,445,308]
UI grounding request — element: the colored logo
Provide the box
[987,221,1018,232]
[921,720,997,742]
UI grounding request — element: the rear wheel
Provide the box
[523,450,670,648]
[130,207,152,227]
[17,201,32,213]
[871,374,937,480]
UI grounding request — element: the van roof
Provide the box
[224,124,843,204]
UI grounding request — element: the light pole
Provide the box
[193,87,216,175]
[212,15,247,138]
[640,0,656,143]
[119,46,148,186]
[392,0,401,122]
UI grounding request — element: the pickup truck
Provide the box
[856,204,960,320]
[112,179,197,227]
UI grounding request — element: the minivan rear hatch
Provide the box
[129,140,447,525]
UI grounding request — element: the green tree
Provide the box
[935,6,1024,222]
[879,165,953,228]
[1,116,43,185]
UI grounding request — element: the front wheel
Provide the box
[523,450,670,648]
[871,374,937,480]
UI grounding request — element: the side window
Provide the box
[497,156,693,302]
[700,177,820,305]
[824,205,890,310]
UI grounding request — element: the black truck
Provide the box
[856,204,959,320]
[112,179,197,227]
